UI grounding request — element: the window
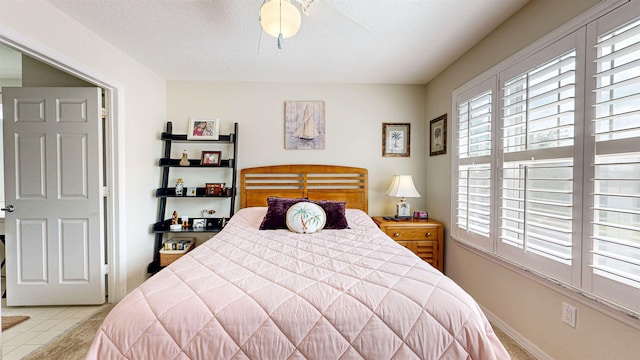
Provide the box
[452,1,640,315]
[454,78,496,251]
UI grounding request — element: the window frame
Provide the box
[450,0,640,325]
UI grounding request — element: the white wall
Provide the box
[167,81,428,218]
[424,0,640,359]
[0,0,166,290]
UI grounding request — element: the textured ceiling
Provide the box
[43,0,529,84]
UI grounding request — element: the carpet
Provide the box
[23,303,537,359]
[23,304,114,360]
[2,315,30,331]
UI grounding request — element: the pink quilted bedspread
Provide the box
[87,208,509,359]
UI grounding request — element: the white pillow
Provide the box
[286,202,326,234]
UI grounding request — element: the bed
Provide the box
[86,164,509,359]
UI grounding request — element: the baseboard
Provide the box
[482,306,552,360]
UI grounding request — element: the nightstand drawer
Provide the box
[383,227,438,241]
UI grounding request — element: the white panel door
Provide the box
[2,87,104,305]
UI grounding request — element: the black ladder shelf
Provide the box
[147,121,238,273]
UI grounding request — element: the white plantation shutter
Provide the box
[454,80,494,250]
[502,51,576,153]
[497,33,581,283]
[457,164,491,236]
[586,11,640,311]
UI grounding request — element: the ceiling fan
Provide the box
[258,0,369,51]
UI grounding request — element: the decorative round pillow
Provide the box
[286,202,326,234]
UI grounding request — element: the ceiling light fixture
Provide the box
[259,0,301,49]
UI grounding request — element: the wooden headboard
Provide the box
[240,164,368,212]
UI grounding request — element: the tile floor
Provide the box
[1,299,106,360]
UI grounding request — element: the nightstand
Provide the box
[372,216,444,272]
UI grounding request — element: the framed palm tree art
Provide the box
[429,114,447,156]
[382,123,410,157]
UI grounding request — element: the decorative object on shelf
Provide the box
[192,219,205,229]
[259,0,302,49]
[429,114,447,156]
[179,150,190,166]
[159,238,195,266]
[201,151,222,166]
[382,123,410,157]
[386,175,421,219]
[175,178,184,196]
[206,183,226,196]
[187,117,220,140]
[285,101,325,150]
[186,187,197,196]
[181,216,189,228]
[414,211,429,219]
[202,209,216,218]
[170,210,182,231]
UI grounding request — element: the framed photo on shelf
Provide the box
[382,123,410,157]
[201,151,221,166]
[186,187,197,197]
[429,114,447,156]
[205,183,226,196]
[187,117,220,140]
[192,219,206,229]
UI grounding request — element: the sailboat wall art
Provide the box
[285,101,326,150]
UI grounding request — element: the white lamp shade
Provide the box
[260,0,301,39]
[386,175,421,198]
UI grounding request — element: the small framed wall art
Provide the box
[187,117,220,140]
[429,114,447,156]
[382,123,410,157]
[201,151,221,166]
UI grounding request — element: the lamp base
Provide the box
[395,198,411,218]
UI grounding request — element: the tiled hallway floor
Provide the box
[1,299,106,360]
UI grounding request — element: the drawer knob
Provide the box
[426,232,431,237]
[393,233,400,237]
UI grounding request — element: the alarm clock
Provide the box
[413,211,428,219]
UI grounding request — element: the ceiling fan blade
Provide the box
[300,0,371,35]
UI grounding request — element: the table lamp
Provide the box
[386,175,421,219]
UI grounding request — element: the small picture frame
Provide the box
[429,114,447,156]
[192,219,206,229]
[201,151,221,166]
[382,123,410,157]
[187,117,220,140]
[186,187,197,196]
[205,183,226,196]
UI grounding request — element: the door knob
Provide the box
[1,205,15,212]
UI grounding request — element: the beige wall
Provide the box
[21,54,93,87]
[424,0,640,358]
[167,81,428,218]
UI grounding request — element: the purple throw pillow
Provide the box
[312,200,349,229]
[259,197,308,230]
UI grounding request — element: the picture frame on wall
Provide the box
[201,151,221,166]
[187,117,220,140]
[382,123,410,157]
[429,114,447,156]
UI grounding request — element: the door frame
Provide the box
[0,31,127,302]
